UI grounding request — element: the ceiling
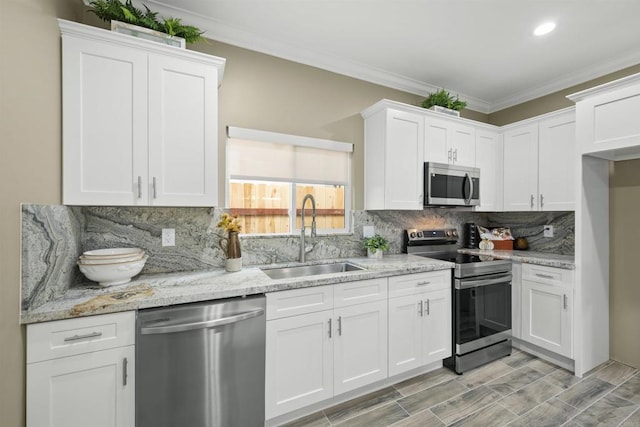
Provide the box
[145,0,640,113]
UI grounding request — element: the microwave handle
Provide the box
[464,173,474,205]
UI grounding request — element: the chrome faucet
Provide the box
[300,194,317,262]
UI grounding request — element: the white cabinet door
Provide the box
[27,346,135,427]
[62,36,148,205]
[424,116,450,164]
[475,129,504,211]
[450,123,476,167]
[538,111,576,211]
[422,288,452,364]
[503,124,539,211]
[521,279,572,358]
[424,117,476,167]
[148,55,218,206]
[265,310,333,419]
[333,300,388,395]
[388,295,423,376]
[384,109,425,209]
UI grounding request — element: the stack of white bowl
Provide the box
[77,248,148,287]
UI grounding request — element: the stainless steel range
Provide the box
[403,228,512,374]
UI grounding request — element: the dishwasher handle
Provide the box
[140,308,264,335]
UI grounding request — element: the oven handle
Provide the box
[455,272,512,289]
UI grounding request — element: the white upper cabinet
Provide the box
[424,116,476,167]
[503,109,575,211]
[568,73,640,160]
[475,129,503,211]
[363,105,424,210]
[538,111,576,211]
[60,20,225,206]
[503,123,540,211]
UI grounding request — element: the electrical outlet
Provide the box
[543,225,554,238]
[362,225,375,238]
[162,228,175,246]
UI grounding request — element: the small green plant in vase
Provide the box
[362,234,389,259]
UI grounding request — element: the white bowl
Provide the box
[78,256,148,287]
[82,248,144,259]
[79,251,145,264]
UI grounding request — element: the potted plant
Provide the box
[362,234,389,259]
[88,0,204,47]
[421,88,467,117]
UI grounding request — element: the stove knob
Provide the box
[452,230,458,237]
[417,231,423,238]
[409,232,416,238]
[446,231,452,237]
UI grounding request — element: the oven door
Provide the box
[454,272,512,355]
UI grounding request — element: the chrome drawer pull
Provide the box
[123,357,128,386]
[535,273,555,279]
[563,294,568,310]
[417,281,431,286]
[338,316,342,336]
[426,299,430,315]
[63,331,102,342]
[328,318,332,339]
[418,301,423,317]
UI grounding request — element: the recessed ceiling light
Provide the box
[534,22,556,36]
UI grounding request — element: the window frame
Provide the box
[225,127,353,236]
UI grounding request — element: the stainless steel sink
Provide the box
[262,262,365,280]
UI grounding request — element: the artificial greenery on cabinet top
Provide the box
[421,88,467,111]
[89,0,204,43]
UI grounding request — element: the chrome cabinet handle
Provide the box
[123,357,128,386]
[426,299,430,315]
[137,176,142,199]
[328,318,332,338]
[152,176,157,199]
[63,332,102,342]
[418,301,423,317]
[540,193,544,209]
[453,149,458,162]
[530,194,534,209]
[448,148,452,162]
[563,294,568,310]
[417,281,431,286]
[337,316,342,336]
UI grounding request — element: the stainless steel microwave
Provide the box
[424,162,480,207]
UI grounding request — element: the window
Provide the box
[226,127,353,235]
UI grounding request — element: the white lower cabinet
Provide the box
[26,311,136,427]
[521,264,573,358]
[388,270,452,377]
[265,279,388,419]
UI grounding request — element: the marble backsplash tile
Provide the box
[21,204,574,310]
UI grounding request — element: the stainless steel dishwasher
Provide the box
[136,295,265,427]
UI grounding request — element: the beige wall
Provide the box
[609,160,640,368]
[0,1,83,426]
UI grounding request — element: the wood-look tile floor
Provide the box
[282,350,640,427]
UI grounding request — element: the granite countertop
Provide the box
[21,254,453,324]
[458,248,575,270]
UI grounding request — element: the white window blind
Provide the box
[227,127,353,184]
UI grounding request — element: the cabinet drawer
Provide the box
[27,311,135,363]
[388,270,451,298]
[266,285,333,320]
[334,278,387,308]
[522,264,573,286]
